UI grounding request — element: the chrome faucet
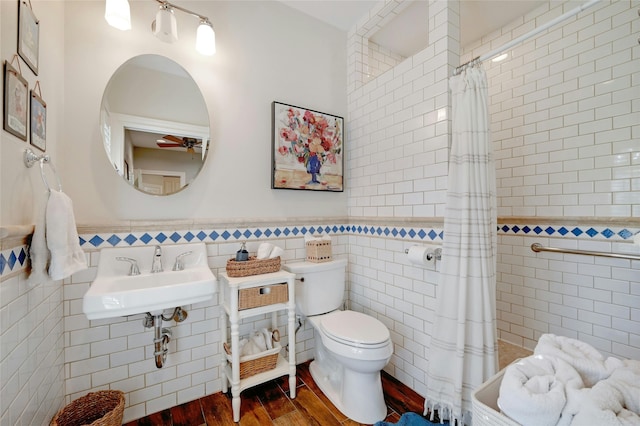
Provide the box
[151,245,163,273]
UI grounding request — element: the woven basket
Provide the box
[226,256,281,277]
[224,340,281,379]
[306,239,332,262]
[50,390,124,426]
[238,282,288,310]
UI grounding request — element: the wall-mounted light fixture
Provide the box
[104,0,216,56]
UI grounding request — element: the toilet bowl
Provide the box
[307,310,393,424]
[282,259,394,424]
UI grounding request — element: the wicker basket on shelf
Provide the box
[224,340,281,379]
[226,256,281,277]
[50,390,124,426]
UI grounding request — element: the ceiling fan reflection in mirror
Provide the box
[156,135,202,153]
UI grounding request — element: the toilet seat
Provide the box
[319,310,390,349]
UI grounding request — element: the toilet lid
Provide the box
[320,311,390,346]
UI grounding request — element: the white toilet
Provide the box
[282,259,393,424]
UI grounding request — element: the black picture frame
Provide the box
[272,101,344,192]
[18,0,39,75]
[3,61,29,141]
[30,89,46,151]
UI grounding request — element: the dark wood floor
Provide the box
[124,361,426,425]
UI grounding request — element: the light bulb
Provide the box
[105,0,131,31]
[153,4,178,43]
[196,20,216,56]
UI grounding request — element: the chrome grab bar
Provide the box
[531,243,640,261]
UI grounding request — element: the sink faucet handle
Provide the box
[173,251,193,271]
[116,256,140,276]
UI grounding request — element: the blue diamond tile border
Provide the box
[2,222,637,279]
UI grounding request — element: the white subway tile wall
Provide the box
[346,0,639,395]
[460,0,640,355]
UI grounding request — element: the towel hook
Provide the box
[24,148,62,192]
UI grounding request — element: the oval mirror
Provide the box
[100,54,210,195]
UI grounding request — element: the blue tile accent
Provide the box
[502,225,510,232]
[533,226,543,234]
[232,230,242,239]
[274,228,282,236]
[18,248,26,265]
[410,229,419,238]
[254,229,262,238]
[391,228,398,236]
[264,229,272,237]
[522,226,531,233]
[571,228,583,236]
[619,229,632,239]
[8,251,17,270]
[155,233,167,243]
[221,231,231,240]
[399,228,407,237]
[512,226,520,233]
[124,234,137,245]
[601,228,614,238]
[140,233,153,244]
[558,227,568,236]
[586,228,598,237]
[242,230,252,238]
[0,254,6,274]
[308,227,316,235]
[210,231,220,240]
[300,227,308,235]
[89,235,104,247]
[184,232,195,242]
[283,228,290,236]
[107,235,121,246]
[545,227,555,235]
[197,231,207,241]
[170,232,181,242]
[428,230,437,240]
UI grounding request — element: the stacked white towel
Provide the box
[535,334,622,387]
[497,355,583,426]
[498,334,640,426]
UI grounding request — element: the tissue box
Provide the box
[306,239,332,263]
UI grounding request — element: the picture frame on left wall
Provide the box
[3,61,29,141]
[18,0,39,75]
[30,89,46,151]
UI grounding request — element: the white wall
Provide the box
[62,1,347,223]
[0,2,67,424]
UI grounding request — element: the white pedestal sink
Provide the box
[83,242,217,320]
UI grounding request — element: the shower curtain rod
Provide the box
[453,0,602,75]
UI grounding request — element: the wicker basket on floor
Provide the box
[226,256,281,277]
[50,390,124,426]
[224,341,281,379]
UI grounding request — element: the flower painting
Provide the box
[272,102,343,191]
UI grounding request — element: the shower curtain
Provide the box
[424,65,498,425]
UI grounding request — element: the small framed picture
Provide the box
[272,101,344,192]
[3,61,29,141]
[30,90,46,151]
[18,0,39,75]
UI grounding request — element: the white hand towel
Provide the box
[268,246,283,259]
[45,191,87,281]
[497,355,583,426]
[256,243,273,259]
[27,194,50,286]
[534,333,615,387]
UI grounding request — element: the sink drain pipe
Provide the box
[144,307,188,368]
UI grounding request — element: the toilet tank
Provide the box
[282,259,347,316]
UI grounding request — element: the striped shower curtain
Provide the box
[424,65,498,425]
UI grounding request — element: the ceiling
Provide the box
[279,0,547,58]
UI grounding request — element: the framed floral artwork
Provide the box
[272,101,343,192]
[18,0,39,75]
[30,88,46,151]
[3,61,29,141]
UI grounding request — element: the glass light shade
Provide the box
[154,7,178,43]
[196,21,216,56]
[105,0,131,31]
